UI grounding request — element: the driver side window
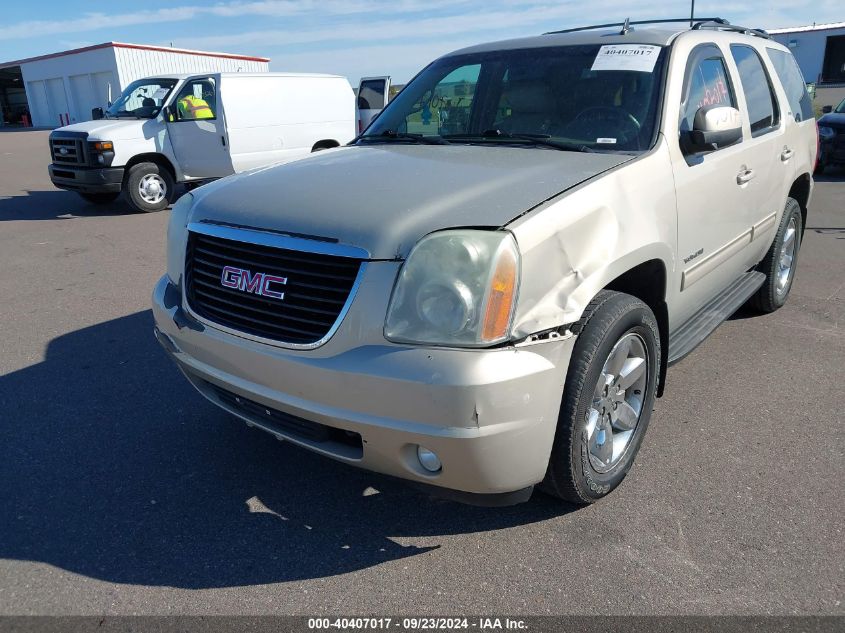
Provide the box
[680,46,737,154]
[174,78,217,121]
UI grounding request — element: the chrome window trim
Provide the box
[183,222,368,351]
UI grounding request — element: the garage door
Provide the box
[45,77,70,127]
[25,80,50,127]
[91,72,117,110]
[69,74,98,123]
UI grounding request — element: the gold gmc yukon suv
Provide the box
[153,18,818,505]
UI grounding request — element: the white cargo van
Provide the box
[48,72,355,212]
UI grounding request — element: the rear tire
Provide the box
[541,290,660,504]
[748,197,802,313]
[124,162,174,213]
[78,192,119,204]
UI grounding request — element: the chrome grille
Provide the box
[50,137,86,165]
[185,228,363,346]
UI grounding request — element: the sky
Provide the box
[1,1,842,84]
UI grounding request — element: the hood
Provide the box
[190,144,632,259]
[819,112,845,127]
[53,118,154,140]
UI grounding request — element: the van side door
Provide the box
[357,76,390,133]
[166,76,233,179]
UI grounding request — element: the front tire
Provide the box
[541,290,660,504]
[124,162,174,213]
[78,192,119,205]
[748,197,802,313]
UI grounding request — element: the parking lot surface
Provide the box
[0,129,842,615]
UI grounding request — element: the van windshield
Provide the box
[360,44,667,153]
[106,78,178,119]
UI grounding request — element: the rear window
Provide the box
[730,45,780,135]
[766,48,814,122]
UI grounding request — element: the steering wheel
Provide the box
[568,106,641,145]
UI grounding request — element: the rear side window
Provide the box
[730,45,780,135]
[766,48,814,121]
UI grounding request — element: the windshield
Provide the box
[836,98,845,114]
[360,44,667,153]
[106,78,178,119]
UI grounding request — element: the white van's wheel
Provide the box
[124,162,174,213]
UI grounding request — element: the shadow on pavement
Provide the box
[0,311,570,589]
[0,190,138,221]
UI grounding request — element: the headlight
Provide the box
[384,229,520,347]
[818,125,835,140]
[166,193,193,284]
[87,140,115,166]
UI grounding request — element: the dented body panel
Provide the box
[509,137,677,334]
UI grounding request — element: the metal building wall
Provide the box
[770,25,845,84]
[20,47,119,127]
[113,46,269,86]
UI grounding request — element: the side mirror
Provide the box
[688,105,743,152]
[163,105,176,122]
[822,105,833,114]
[91,107,104,120]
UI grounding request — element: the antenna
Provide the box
[690,0,695,27]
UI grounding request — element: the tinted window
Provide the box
[358,80,386,110]
[407,64,480,136]
[767,48,814,121]
[680,50,736,137]
[363,44,667,153]
[730,45,779,134]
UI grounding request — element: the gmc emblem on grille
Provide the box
[220,265,287,300]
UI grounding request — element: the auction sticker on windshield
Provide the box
[591,44,661,73]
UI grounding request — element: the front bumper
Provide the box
[48,164,124,193]
[152,274,575,503]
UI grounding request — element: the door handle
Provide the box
[736,168,755,185]
[221,135,227,147]
[780,147,794,162]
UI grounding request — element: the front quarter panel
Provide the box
[509,138,677,337]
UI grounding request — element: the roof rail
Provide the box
[544,17,724,35]
[691,20,771,39]
[544,17,770,40]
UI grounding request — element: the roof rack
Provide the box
[544,17,770,39]
[691,20,771,39]
[544,17,723,35]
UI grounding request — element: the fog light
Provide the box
[417,445,442,473]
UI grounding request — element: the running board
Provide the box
[668,271,765,365]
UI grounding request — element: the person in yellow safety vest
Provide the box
[177,93,213,120]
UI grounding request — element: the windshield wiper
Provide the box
[359,130,450,145]
[110,111,140,118]
[445,130,592,153]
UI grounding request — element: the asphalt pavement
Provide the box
[0,129,842,615]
